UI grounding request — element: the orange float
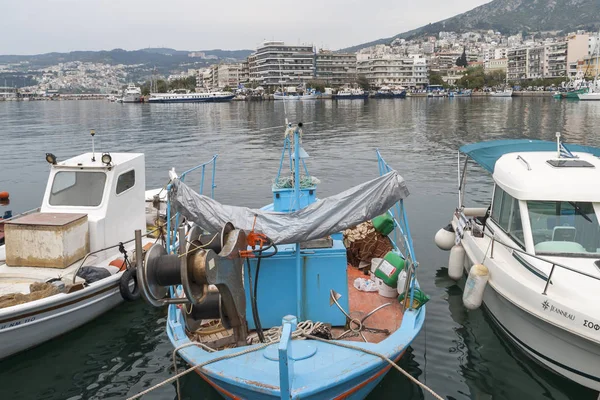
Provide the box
[0,192,9,200]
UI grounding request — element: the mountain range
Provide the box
[0,48,253,70]
[342,0,600,53]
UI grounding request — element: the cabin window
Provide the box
[491,186,525,248]
[116,169,135,195]
[528,201,600,257]
[49,171,106,207]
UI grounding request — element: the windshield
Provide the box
[49,171,106,207]
[528,201,600,257]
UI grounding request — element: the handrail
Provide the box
[468,216,600,293]
[0,207,40,223]
[376,149,419,310]
[71,227,160,284]
[167,155,218,254]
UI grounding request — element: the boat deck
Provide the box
[331,266,403,343]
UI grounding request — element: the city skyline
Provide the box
[2,0,491,54]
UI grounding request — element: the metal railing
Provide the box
[166,155,218,254]
[376,150,420,310]
[459,209,600,295]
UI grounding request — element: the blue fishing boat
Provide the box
[130,122,428,400]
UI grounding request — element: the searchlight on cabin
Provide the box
[45,153,57,165]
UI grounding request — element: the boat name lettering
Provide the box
[542,300,575,321]
[0,316,36,330]
[583,320,600,331]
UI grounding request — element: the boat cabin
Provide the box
[459,140,600,259]
[38,152,146,254]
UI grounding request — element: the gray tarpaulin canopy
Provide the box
[172,170,409,244]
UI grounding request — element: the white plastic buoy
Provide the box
[463,264,489,310]
[448,245,465,281]
[434,223,455,251]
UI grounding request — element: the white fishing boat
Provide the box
[0,140,156,359]
[122,83,142,103]
[335,88,369,99]
[436,137,600,392]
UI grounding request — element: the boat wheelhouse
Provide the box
[0,147,155,359]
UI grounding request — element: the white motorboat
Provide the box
[0,149,156,359]
[122,83,142,103]
[435,138,600,392]
[490,89,513,97]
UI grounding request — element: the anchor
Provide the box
[329,289,391,342]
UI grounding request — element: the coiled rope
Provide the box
[126,332,444,400]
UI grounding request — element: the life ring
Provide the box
[119,268,141,301]
[0,192,9,200]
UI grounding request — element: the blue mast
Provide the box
[293,124,303,320]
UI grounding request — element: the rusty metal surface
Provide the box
[5,212,88,227]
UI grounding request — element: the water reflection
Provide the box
[1,98,600,399]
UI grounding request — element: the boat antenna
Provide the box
[555,132,560,159]
[90,129,96,162]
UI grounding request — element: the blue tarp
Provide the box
[460,139,600,173]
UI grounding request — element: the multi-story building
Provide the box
[527,46,545,79]
[240,61,249,84]
[566,33,590,78]
[315,50,357,86]
[544,41,567,78]
[357,55,428,88]
[484,58,508,73]
[507,47,528,81]
[217,63,242,89]
[247,41,315,88]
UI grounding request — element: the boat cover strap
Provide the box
[171,171,409,244]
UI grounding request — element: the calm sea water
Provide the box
[0,98,599,400]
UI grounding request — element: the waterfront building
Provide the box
[544,41,567,78]
[217,63,242,89]
[507,47,528,81]
[357,55,428,89]
[567,33,590,78]
[484,58,508,73]
[240,61,249,85]
[527,46,545,79]
[247,41,315,88]
[315,50,357,86]
[442,66,466,86]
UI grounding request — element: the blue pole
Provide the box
[200,165,206,195]
[211,156,217,199]
[294,128,303,320]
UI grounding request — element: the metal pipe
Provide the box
[543,264,556,295]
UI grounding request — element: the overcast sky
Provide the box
[2,0,490,55]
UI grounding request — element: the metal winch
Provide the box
[134,223,248,346]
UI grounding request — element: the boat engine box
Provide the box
[5,212,89,268]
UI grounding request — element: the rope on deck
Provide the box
[126,341,275,400]
[301,333,445,400]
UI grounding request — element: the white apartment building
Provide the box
[315,50,357,86]
[247,41,314,88]
[357,55,428,89]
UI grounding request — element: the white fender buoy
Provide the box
[434,223,455,251]
[448,245,465,281]
[463,264,489,310]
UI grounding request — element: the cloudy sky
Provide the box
[3,0,490,54]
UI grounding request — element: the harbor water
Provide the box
[0,98,599,400]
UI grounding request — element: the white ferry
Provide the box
[148,90,234,103]
[122,84,142,103]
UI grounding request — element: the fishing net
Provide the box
[273,175,320,189]
[0,282,61,309]
[344,221,393,268]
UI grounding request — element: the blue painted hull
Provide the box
[148,95,234,103]
[167,304,425,399]
[373,92,407,99]
[335,95,369,100]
